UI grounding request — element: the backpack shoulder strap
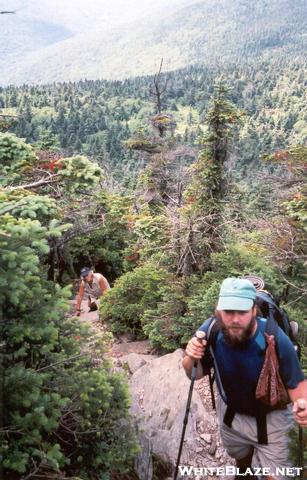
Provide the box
[206,316,220,349]
[264,314,278,338]
[204,317,228,404]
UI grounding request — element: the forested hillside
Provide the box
[1,58,306,185]
[0,0,306,85]
[1,2,306,476]
[1,72,306,476]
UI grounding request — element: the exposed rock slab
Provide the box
[112,339,152,356]
[120,352,155,374]
[128,349,235,480]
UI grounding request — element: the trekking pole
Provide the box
[174,330,206,480]
[297,399,306,480]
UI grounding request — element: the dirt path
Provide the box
[74,299,153,358]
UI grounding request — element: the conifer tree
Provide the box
[0,134,138,479]
[179,82,242,273]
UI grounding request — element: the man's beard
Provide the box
[215,312,257,347]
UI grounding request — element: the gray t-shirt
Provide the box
[82,273,109,299]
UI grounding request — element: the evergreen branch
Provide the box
[0,198,35,215]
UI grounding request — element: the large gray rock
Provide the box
[121,353,151,374]
[128,349,233,480]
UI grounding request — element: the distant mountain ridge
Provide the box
[0,0,306,86]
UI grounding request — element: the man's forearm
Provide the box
[288,379,307,403]
[288,379,307,427]
[288,379,307,402]
[75,288,84,311]
[182,354,204,380]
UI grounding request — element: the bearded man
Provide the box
[183,278,306,480]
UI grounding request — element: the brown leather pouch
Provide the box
[255,333,289,408]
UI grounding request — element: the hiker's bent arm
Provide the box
[182,336,206,380]
[288,379,307,427]
[75,283,85,315]
[99,275,110,295]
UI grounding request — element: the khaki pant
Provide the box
[217,396,294,479]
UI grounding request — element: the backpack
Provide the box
[254,289,300,356]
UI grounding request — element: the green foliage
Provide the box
[0,136,138,479]
[2,58,306,185]
[132,210,171,261]
[0,132,37,185]
[68,191,134,279]
[1,212,138,479]
[185,82,241,211]
[0,189,59,222]
[100,262,172,337]
[141,280,188,351]
[177,83,241,274]
[58,155,103,192]
[125,136,162,153]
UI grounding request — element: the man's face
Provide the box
[216,307,257,346]
[83,271,93,283]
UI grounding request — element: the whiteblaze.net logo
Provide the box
[178,465,303,477]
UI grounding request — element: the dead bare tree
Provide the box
[149,58,172,138]
[151,58,168,115]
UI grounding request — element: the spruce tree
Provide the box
[0,134,138,479]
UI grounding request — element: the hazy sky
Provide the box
[0,0,195,32]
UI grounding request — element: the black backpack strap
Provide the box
[206,316,219,348]
[256,411,269,445]
[205,318,228,404]
[200,316,225,409]
[223,407,268,444]
[223,406,235,428]
[264,313,278,338]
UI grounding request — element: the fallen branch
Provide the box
[7,175,59,191]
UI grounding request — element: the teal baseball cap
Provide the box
[217,277,256,311]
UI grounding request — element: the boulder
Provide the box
[121,353,151,374]
[128,349,234,480]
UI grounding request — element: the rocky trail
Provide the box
[73,301,234,480]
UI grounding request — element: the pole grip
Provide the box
[297,399,306,412]
[193,331,206,368]
[195,330,206,343]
